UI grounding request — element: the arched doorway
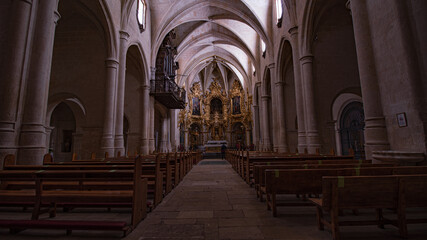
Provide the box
[49,102,76,162]
[340,102,365,159]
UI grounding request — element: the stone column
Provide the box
[274,81,289,152]
[334,122,342,156]
[289,27,307,153]
[159,118,168,152]
[245,129,251,149]
[0,0,33,160]
[140,84,150,155]
[114,31,129,155]
[167,116,172,152]
[18,0,60,164]
[226,125,232,146]
[149,96,155,153]
[252,104,260,150]
[348,0,389,159]
[101,58,118,156]
[170,109,176,151]
[261,95,272,150]
[184,130,189,151]
[300,55,321,153]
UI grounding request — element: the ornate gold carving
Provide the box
[179,79,253,146]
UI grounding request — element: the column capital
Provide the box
[267,63,275,69]
[119,30,130,40]
[19,0,33,4]
[137,84,150,92]
[288,26,298,36]
[346,0,351,10]
[105,58,119,68]
[300,55,314,64]
[142,84,150,90]
[275,81,285,87]
[150,67,156,75]
[54,11,61,25]
[261,95,271,100]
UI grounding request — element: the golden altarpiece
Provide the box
[178,79,253,149]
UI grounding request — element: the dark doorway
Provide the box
[340,102,365,159]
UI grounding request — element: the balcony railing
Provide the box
[150,79,186,109]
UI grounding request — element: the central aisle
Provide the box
[124,160,330,240]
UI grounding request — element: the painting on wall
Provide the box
[232,96,241,115]
[192,97,201,115]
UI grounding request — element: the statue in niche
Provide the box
[192,97,200,115]
[210,98,223,114]
[232,96,241,114]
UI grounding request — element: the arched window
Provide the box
[276,0,283,27]
[261,40,266,58]
[137,0,146,32]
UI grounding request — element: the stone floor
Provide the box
[1,159,427,239]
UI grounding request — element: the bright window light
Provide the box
[261,40,266,54]
[276,0,283,24]
[137,0,146,31]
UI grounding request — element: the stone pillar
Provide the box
[166,116,172,152]
[18,0,60,164]
[252,104,260,150]
[246,129,251,149]
[334,122,342,156]
[0,0,33,160]
[261,95,272,150]
[114,31,129,155]
[274,81,289,152]
[140,85,150,155]
[101,58,118,157]
[226,128,232,146]
[300,55,321,153]
[289,27,307,153]
[170,110,176,151]
[149,96,155,153]
[348,0,389,159]
[184,130,189,151]
[159,118,167,152]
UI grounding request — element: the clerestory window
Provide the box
[137,0,146,32]
[261,40,266,58]
[276,0,283,27]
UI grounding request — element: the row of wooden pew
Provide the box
[0,151,202,236]
[226,150,427,240]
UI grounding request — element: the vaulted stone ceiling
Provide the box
[150,0,272,94]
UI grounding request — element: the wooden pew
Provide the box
[40,154,165,208]
[3,153,164,209]
[255,163,392,201]
[239,150,355,184]
[251,159,373,186]
[0,157,147,236]
[309,174,427,240]
[241,156,359,185]
[264,166,427,217]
